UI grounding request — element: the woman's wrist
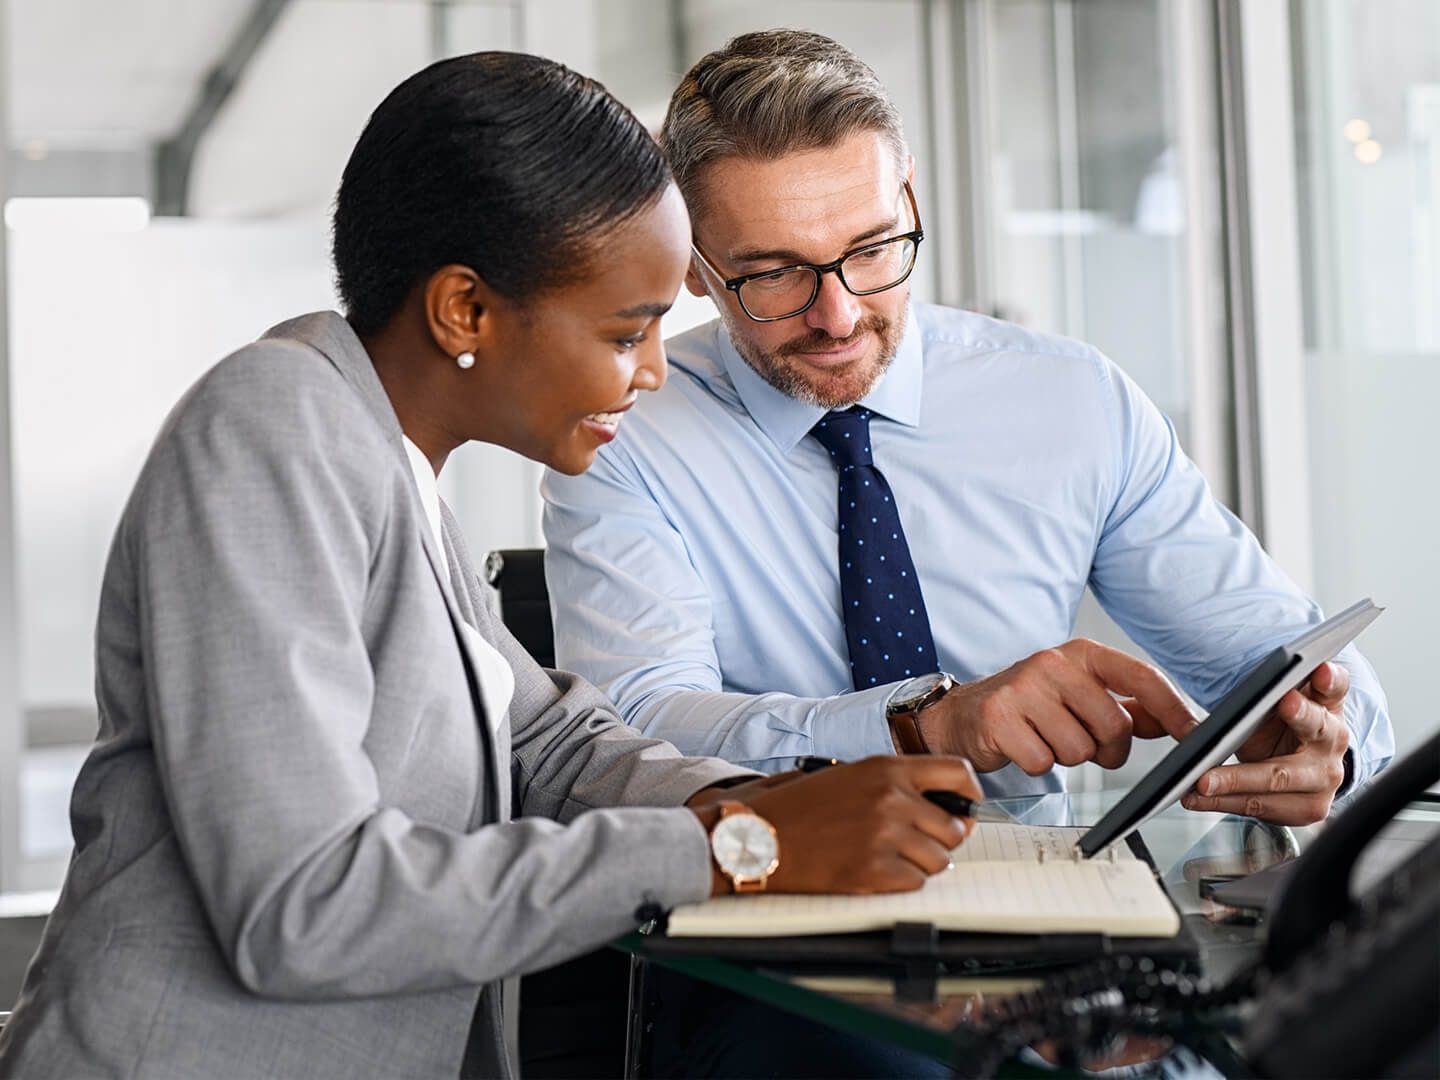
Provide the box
[686,802,732,896]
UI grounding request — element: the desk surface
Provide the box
[619,790,1440,1075]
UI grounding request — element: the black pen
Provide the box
[793,756,1014,822]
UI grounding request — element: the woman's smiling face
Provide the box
[466,183,692,475]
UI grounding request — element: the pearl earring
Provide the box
[456,351,475,370]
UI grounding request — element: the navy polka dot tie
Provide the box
[810,407,939,690]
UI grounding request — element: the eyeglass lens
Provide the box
[738,236,917,320]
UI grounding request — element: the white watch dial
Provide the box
[711,813,779,881]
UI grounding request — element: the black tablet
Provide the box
[1077,598,1382,858]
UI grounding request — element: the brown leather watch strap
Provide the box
[887,708,931,754]
[886,673,954,754]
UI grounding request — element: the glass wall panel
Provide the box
[1291,0,1440,758]
[963,0,1230,789]
[980,0,1225,476]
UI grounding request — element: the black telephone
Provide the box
[1242,728,1440,1078]
[950,732,1440,1079]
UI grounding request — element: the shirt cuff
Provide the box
[813,680,915,761]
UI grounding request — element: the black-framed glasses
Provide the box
[691,181,924,322]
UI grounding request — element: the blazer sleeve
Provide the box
[497,616,761,821]
[124,352,721,999]
[432,502,758,819]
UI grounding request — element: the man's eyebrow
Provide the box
[611,301,672,318]
[730,216,902,266]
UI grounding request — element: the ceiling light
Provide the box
[1354,139,1383,164]
[1342,118,1371,143]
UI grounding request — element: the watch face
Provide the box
[711,813,779,881]
[888,672,952,715]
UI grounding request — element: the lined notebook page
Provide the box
[951,824,1138,864]
[667,823,1178,939]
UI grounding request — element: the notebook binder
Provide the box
[643,833,1198,987]
[666,821,1180,939]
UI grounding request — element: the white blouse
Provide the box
[403,436,513,736]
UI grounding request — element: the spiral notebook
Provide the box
[665,823,1180,939]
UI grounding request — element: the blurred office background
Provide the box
[0,0,1435,897]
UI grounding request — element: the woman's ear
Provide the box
[423,264,505,361]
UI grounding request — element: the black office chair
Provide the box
[486,549,638,1078]
[483,549,556,668]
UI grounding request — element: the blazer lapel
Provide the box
[259,311,505,824]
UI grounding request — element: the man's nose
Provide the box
[803,270,861,339]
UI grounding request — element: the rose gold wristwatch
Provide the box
[708,801,780,893]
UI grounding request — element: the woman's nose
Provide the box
[632,334,668,393]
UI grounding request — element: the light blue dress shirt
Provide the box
[541,304,1392,794]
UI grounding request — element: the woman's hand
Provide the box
[690,755,982,896]
[685,770,806,811]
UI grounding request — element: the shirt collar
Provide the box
[716,305,925,454]
[401,435,446,558]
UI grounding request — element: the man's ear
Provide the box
[424,264,501,360]
[906,154,916,186]
[684,262,709,298]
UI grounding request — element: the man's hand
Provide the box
[1182,661,1351,825]
[689,756,982,896]
[914,639,1197,774]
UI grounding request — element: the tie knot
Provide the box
[809,407,874,469]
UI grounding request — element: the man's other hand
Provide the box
[1182,661,1351,825]
[914,639,1197,774]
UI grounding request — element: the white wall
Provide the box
[8,214,336,707]
[0,0,24,890]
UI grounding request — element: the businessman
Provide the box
[542,29,1393,829]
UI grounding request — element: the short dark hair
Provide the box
[333,51,672,336]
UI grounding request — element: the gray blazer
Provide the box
[0,312,745,1079]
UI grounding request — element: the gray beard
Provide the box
[722,306,908,409]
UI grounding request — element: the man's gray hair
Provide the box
[659,29,907,217]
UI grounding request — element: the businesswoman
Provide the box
[0,52,979,1079]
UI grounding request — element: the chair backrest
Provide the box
[484,548,555,668]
